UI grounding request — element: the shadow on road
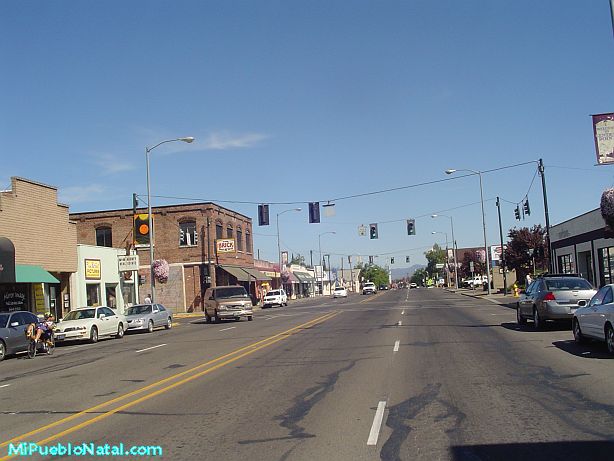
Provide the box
[500,322,571,333]
[552,340,614,360]
[450,440,614,461]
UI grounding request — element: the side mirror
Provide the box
[99,314,106,319]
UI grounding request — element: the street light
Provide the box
[432,231,450,288]
[432,214,459,290]
[146,137,194,303]
[276,208,302,291]
[318,231,336,295]
[445,168,492,295]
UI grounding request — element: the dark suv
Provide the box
[516,274,596,329]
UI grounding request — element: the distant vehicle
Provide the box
[333,286,348,298]
[125,303,173,332]
[55,307,126,343]
[573,284,614,354]
[516,274,596,329]
[204,286,253,322]
[409,282,418,289]
[362,282,376,295]
[263,289,288,308]
[0,311,40,361]
[379,284,389,291]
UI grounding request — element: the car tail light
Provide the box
[543,292,556,301]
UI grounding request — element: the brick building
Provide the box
[70,202,266,312]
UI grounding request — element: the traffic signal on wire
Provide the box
[134,214,151,245]
[369,223,379,239]
[258,204,270,226]
[407,219,416,235]
[309,202,320,223]
[514,206,521,220]
[523,199,531,216]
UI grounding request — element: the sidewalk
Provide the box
[447,288,519,309]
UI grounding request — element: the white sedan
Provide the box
[573,284,614,354]
[55,306,126,343]
[332,286,348,298]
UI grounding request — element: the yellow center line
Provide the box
[0,311,339,456]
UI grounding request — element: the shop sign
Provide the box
[85,259,101,280]
[34,283,45,313]
[216,239,236,253]
[118,255,139,272]
[2,287,26,310]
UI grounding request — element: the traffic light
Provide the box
[309,202,320,223]
[406,256,410,263]
[391,257,395,264]
[514,206,521,220]
[407,219,416,235]
[523,199,530,216]
[134,214,151,245]
[369,256,374,264]
[179,228,185,245]
[258,204,270,226]
[369,223,378,239]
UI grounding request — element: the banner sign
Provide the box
[216,239,236,254]
[85,259,101,280]
[593,112,614,165]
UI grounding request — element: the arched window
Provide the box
[227,224,234,239]
[237,226,243,251]
[95,226,112,247]
[245,229,252,254]
[215,221,223,240]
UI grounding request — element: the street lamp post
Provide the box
[445,168,492,295]
[431,231,450,287]
[432,214,459,290]
[276,208,302,292]
[146,137,194,303]
[318,231,336,295]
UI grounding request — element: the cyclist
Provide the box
[26,313,55,344]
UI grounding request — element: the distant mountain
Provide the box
[391,264,425,281]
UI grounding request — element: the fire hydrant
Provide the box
[513,282,519,297]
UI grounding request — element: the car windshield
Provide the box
[266,291,280,296]
[63,309,95,320]
[126,305,152,316]
[334,288,344,291]
[215,287,248,299]
[0,314,9,328]
[544,278,593,291]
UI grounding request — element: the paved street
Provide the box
[1,288,613,460]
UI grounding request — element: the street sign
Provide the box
[469,261,474,272]
[435,263,444,269]
[118,255,139,272]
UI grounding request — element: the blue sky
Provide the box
[2,1,614,267]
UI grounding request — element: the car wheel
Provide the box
[573,319,586,344]
[147,320,154,333]
[205,312,211,323]
[606,324,614,355]
[116,323,124,339]
[247,315,253,321]
[165,317,172,330]
[516,307,526,325]
[0,340,6,361]
[90,326,98,343]
[533,308,543,330]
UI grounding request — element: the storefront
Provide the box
[216,264,271,304]
[0,265,60,315]
[293,271,315,297]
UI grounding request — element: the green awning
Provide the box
[293,271,315,283]
[242,267,272,281]
[15,265,60,283]
[219,265,250,282]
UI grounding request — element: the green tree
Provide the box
[356,262,389,287]
[424,244,446,278]
[410,268,428,286]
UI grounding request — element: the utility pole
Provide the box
[538,159,553,272]
[496,197,508,295]
[132,193,138,305]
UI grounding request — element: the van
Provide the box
[204,286,253,323]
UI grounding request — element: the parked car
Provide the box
[362,282,376,295]
[0,311,40,361]
[332,286,348,298]
[262,289,288,308]
[55,306,126,343]
[125,304,173,332]
[204,286,253,322]
[516,274,596,329]
[573,284,614,354]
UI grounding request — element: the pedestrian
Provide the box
[144,293,152,304]
[525,273,532,287]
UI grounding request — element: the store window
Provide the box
[86,284,101,306]
[557,254,573,274]
[180,220,198,247]
[237,226,243,251]
[106,284,117,309]
[96,227,112,247]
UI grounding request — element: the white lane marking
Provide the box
[401,310,405,315]
[393,340,400,352]
[0,384,10,389]
[219,326,236,332]
[397,321,402,326]
[367,401,387,446]
[135,344,167,353]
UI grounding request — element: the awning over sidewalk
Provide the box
[15,265,60,284]
[242,267,272,281]
[218,265,250,282]
[293,271,315,283]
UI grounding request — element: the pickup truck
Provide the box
[362,282,376,295]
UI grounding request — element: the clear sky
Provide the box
[2,1,614,267]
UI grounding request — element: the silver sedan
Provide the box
[125,304,173,333]
[573,284,614,354]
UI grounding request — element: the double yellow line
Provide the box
[0,310,339,460]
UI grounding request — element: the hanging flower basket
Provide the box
[152,259,170,283]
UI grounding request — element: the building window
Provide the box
[558,254,573,274]
[216,222,223,240]
[86,284,101,307]
[180,220,198,247]
[237,226,243,251]
[96,227,112,247]
[227,225,233,239]
[598,247,614,287]
[246,230,252,254]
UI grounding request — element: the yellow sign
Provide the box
[85,259,101,280]
[216,239,236,254]
[34,283,45,314]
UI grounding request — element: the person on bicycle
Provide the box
[28,314,55,343]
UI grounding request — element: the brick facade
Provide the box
[70,203,254,311]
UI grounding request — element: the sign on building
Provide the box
[216,239,236,254]
[85,259,101,280]
[118,255,139,272]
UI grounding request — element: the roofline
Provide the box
[551,207,601,228]
[11,176,58,191]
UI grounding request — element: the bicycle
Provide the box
[26,331,55,359]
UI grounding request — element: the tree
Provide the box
[504,225,548,282]
[424,244,446,278]
[458,250,486,280]
[356,262,389,287]
[410,268,428,286]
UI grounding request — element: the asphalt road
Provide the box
[1,288,613,461]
